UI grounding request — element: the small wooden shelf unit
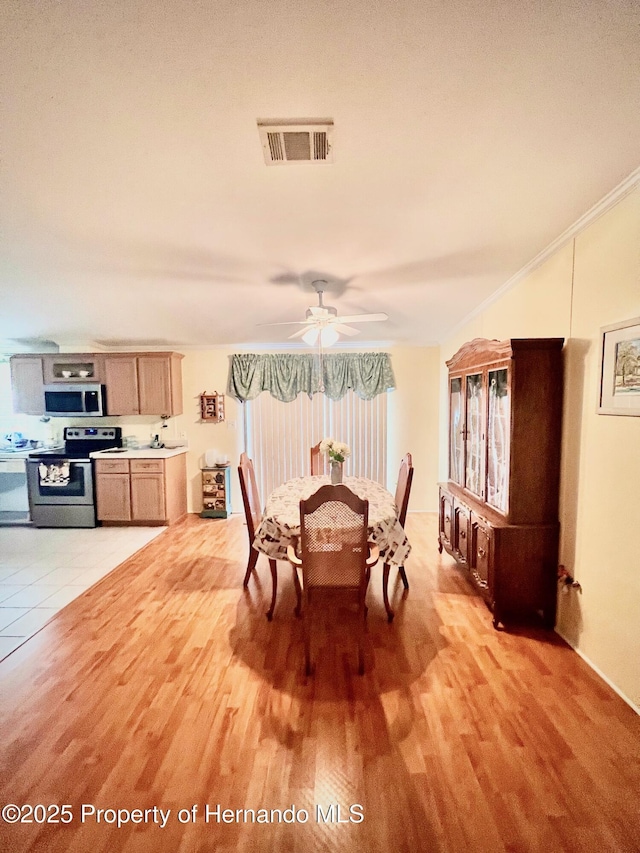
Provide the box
[200,466,232,518]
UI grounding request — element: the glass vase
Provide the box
[330,461,343,484]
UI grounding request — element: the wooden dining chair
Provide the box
[287,484,379,675]
[237,452,278,620]
[310,441,324,475]
[383,452,414,622]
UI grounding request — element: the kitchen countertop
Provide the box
[90,446,189,460]
[0,445,64,460]
[0,449,34,461]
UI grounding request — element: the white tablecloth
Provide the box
[253,475,411,567]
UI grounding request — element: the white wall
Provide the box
[439,184,640,710]
[387,347,440,511]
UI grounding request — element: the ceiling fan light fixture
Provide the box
[302,327,320,346]
[259,277,388,346]
[320,326,340,347]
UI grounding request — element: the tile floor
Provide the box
[0,525,165,661]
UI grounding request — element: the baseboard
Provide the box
[555,628,639,716]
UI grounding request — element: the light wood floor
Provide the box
[1,513,639,853]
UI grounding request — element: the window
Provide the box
[245,390,388,502]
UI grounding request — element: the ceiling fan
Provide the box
[259,280,388,346]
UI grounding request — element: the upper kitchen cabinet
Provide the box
[10,357,45,415]
[103,353,184,416]
[138,354,183,416]
[103,356,139,416]
[43,354,105,383]
[11,351,184,417]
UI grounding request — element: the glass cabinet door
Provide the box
[449,377,464,484]
[486,368,510,513]
[465,373,485,498]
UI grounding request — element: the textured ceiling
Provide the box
[1,0,639,350]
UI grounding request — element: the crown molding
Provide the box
[441,166,640,344]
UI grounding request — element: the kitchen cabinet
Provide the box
[103,353,184,416]
[131,472,165,520]
[10,357,45,415]
[43,355,104,383]
[138,354,183,416]
[130,460,166,521]
[11,351,184,417]
[103,357,139,416]
[95,453,187,524]
[94,462,131,521]
[438,337,564,628]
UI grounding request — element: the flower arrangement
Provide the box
[319,438,351,463]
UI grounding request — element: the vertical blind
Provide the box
[245,390,389,503]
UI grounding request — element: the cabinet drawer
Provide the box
[95,459,130,474]
[130,459,164,473]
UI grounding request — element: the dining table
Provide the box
[253,474,411,620]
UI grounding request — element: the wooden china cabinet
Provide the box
[439,337,564,628]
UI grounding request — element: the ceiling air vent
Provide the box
[257,119,334,165]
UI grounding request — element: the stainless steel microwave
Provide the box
[43,384,106,418]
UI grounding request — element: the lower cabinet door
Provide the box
[471,519,491,593]
[96,474,132,521]
[454,506,470,564]
[131,473,165,521]
[439,489,453,549]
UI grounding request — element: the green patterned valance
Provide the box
[227,352,395,402]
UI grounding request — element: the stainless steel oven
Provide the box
[44,383,105,418]
[27,427,122,527]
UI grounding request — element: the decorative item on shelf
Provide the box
[319,437,350,485]
[200,391,225,422]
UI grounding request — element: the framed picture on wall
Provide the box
[598,316,640,415]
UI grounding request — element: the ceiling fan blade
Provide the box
[333,312,388,324]
[288,327,311,339]
[308,306,334,319]
[332,324,360,336]
[256,320,310,327]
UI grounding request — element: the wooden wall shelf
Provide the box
[200,392,225,422]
